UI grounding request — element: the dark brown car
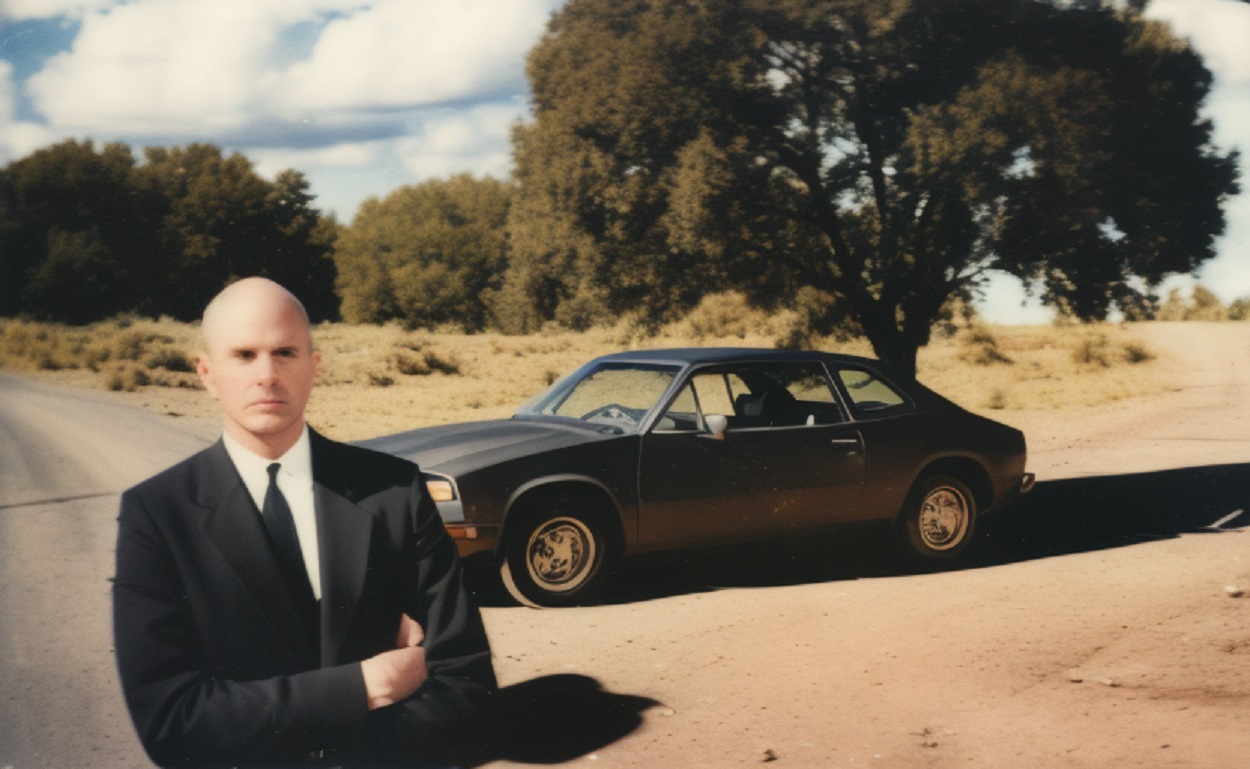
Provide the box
[364,348,1033,606]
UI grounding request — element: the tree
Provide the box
[335,174,511,331]
[134,145,338,321]
[0,141,338,323]
[508,0,1239,377]
[0,139,155,319]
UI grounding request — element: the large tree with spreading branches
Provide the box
[506,0,1239,377]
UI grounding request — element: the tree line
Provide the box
[0,142,338,323]
[0,0,1240,378]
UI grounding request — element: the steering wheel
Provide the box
[581,403,638,423]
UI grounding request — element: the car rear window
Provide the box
[837,368,908,416]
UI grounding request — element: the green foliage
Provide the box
[507,0,1239,377]
[335,174,510,332]
[0,140,339,323]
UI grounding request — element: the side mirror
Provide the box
[704,414,728,440]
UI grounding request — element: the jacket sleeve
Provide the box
[379,477,497,761]
[113,487,372,767]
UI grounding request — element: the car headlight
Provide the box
[425,478,457,502]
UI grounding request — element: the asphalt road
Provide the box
[0,374,215,769]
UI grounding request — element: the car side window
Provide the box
[657,363,844,431]
[837,368,908,416]
[653,372,737,432]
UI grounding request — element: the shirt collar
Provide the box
[221,425,313,500]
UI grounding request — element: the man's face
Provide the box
[197,296,320,457]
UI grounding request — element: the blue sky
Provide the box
[1,0,1247,324]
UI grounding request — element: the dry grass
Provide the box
[0,312,1171,442]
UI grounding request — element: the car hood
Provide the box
[358,417,619,476]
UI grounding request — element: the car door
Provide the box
[636,361,866,551]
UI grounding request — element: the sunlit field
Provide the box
[0,305,1172,442]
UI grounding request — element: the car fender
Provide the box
[501,473,631,554]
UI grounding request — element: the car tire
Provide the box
[896,474,977,562]
[499,498,610,608]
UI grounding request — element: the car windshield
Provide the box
[514,362,680,432]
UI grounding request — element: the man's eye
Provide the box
[235,351,255,362]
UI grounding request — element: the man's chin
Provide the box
[230,414,301,441]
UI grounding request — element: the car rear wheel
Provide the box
[896,474,977,562]
[500,499,610,607]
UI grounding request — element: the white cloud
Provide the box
[23,0,556,141]
[394,103,518,179]
[270,0,552,115]
[252,141,381,174]
[28,0,287,134]
[0,59,54,162]
[976,274,1055,326]
[1147,0,1250,85]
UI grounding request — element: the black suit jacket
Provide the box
[113,430,496,767]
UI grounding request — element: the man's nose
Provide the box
[256,354,280,384]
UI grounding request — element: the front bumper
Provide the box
[444,523,500,557]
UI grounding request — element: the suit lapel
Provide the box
[194,441,317,666]
[311,433,377,664]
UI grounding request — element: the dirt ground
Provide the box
[0,322,1246,768]
[466,322,1250,767]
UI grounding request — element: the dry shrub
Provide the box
[104,362,151,392]
[391,349,432,376]
[1122,342,1155,364]
[678,292,792,343]
[957,326,1012,366]
[985,389,1008,410]
[391,341,462,377]
[1070,331,1153,368]
[1071,332,1114,367]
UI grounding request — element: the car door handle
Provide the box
[829,437,862,457]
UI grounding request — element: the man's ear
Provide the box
[196,353,218,399]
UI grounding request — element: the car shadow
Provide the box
[464,463,1250,607]
[601,462,1250,604]
[453,674,660,767]
[974,462,1250,564]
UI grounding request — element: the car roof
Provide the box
[591,347,956,410]
[593,347,885,369]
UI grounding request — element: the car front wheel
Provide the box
[500,499,610,607]
[897,474,977,562]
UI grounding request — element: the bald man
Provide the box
[113,278,495,768]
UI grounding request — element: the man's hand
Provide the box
[395,612,424,647]
[361,614,427,710]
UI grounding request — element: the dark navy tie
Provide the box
[262,463,308,590]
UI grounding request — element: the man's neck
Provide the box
[222,423,305,460]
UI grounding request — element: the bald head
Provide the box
[201,278,313,356]
[196,277,321,458]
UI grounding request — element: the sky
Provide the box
[0,0,1247,324]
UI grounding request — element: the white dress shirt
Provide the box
[221,426,322,600]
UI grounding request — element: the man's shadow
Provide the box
[454,674,659,766]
